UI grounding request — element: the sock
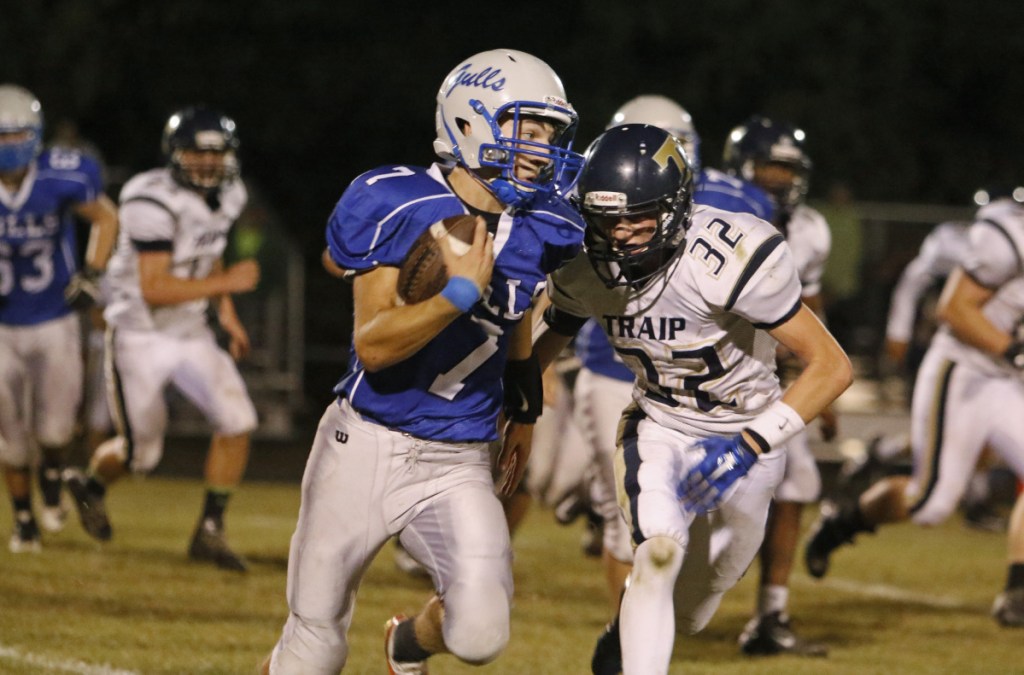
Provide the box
[39,458,64,507]
[12,496,32,519]
[202,489,232,528]
[758,584,789,617]
[1007,563,1024,591]
[839,501,876,537]
[392,618,431,663]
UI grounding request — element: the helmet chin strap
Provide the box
[489,178,531,208]
[459,161,532,210]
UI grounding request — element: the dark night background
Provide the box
[4,0,1023,407]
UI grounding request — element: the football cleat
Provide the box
[992,588,1024,628]
[385,615,429,675]
[804,503,855,579]
[738,612,828,656]
[8,514,42,554]
[188,518,248,572]
[590,618,622,675]
[64,468,112,541]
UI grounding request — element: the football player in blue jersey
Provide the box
[263,49,586,675]
[0,84,118,552]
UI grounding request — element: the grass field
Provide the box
[0,475,1021,674]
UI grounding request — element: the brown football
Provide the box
[397,214,478,304]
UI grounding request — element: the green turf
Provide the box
[0,477,1020,673]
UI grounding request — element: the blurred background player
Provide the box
[533,123,851,674]
[64,106,260,571]
[804,187,1024,628]
[0,84,118,552]
[843,187,1023,531]
[721,115,835,656]
[263,48,586,674]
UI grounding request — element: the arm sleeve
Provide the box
[120,199,176,248]
[885,255,937,342]
[726,236,803,329]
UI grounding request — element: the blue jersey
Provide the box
[694,167,774,221]
[575,168,773,381]
[0,148,104,325]
[327,163,585,442]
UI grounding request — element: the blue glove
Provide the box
[679,434,758,514]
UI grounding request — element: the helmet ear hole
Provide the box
[455,118,471,136]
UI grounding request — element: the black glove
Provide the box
[64,267,102,310]
[503,353,543,424]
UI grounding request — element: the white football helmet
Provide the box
[0,84,43,172]
[434,48,583,206]
[607,95,701,172]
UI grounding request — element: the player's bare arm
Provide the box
[321,247,348,278]
[215,291,250,361]
[352,219,494,372]
[936,266,1009,355]
[137,251,259,306]
[767,303,853,432]
[73,193,119,271]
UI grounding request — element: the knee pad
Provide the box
[269,612,346,675]
[443,583,510,665]
[637,536,683,572]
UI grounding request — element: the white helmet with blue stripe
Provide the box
[433,49,583,206]
[0,84,43,172]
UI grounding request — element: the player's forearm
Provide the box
[353,296,463,371]
[944,304,1012,356]
[141,272,238,307]
[781,341,853,424]
[79,195,119,271]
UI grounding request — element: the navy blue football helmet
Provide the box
[161,106,240,190]
[723,116,811,214]
[576,124,694,287]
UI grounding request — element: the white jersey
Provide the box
[104,168,247,336]
[929,199,1024,377]
[885,221,969,343]
[784,204,831,297]
[548,204,802,438]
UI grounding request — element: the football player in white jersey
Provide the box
[0,84,118,552]
[721,115,836,655]
[533,124,851,675]
[262,49,586,675]
[805,190,1024,628]
[542,96,782,630]
[64,107,260,571]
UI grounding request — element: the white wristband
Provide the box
[743,400,805,453]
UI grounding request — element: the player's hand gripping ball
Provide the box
[397,214,478,304]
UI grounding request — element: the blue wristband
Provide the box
[440,276,480,313]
